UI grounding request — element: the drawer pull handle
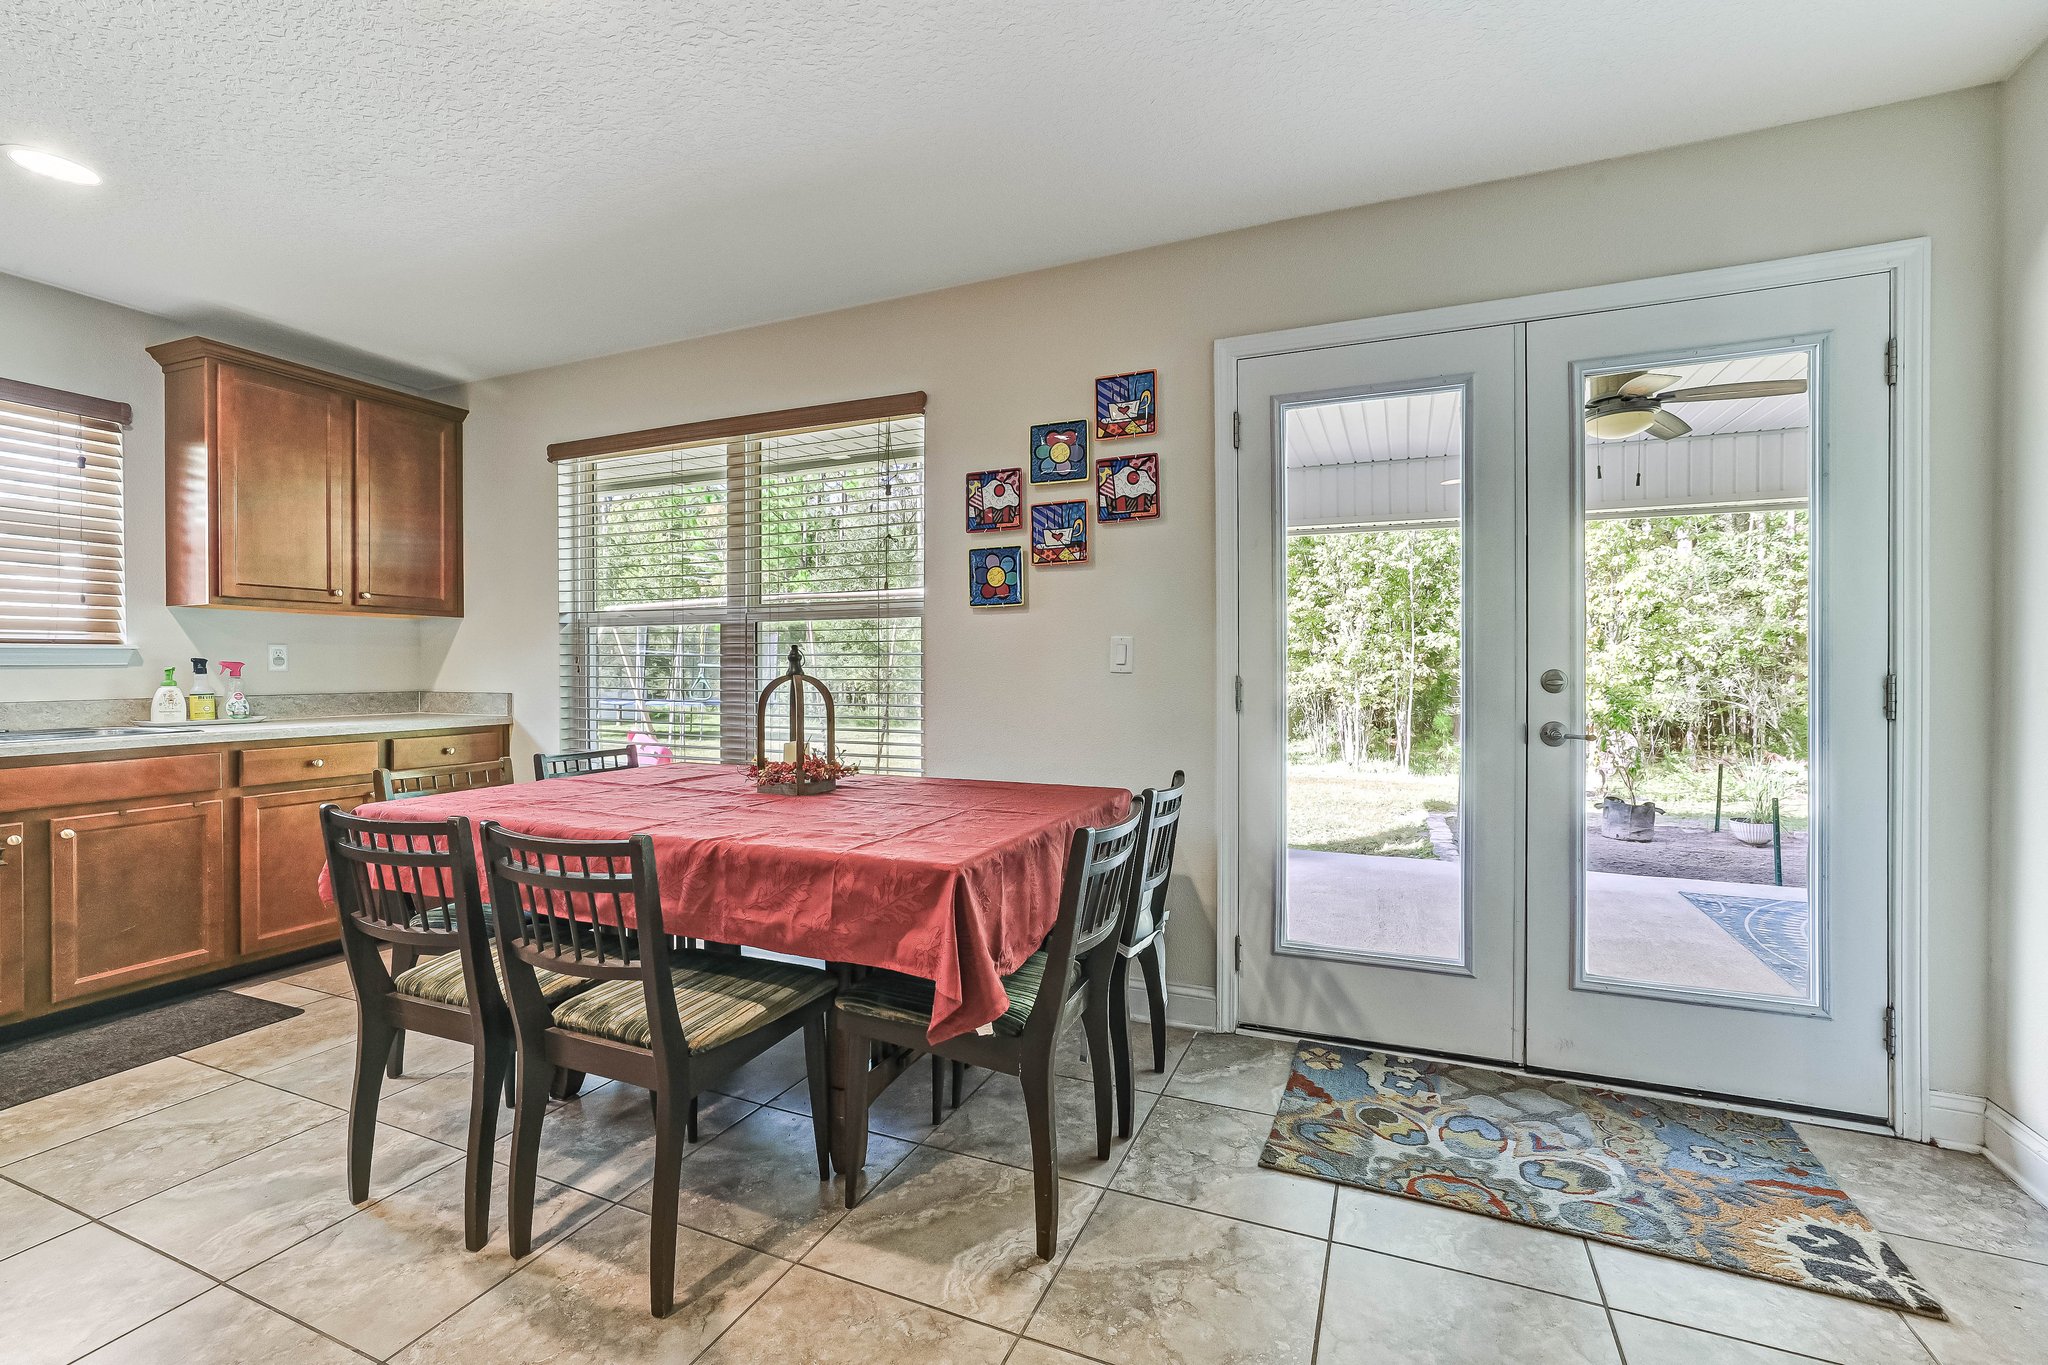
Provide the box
[331,588,343,598]
[440,747,455,755]
[59,828,76,840]
[4,834,19,846]
[308,758,326,768]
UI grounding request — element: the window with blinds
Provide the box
[557,401,924,773]
[0,381,129,645]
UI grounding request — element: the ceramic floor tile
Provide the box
[278,958,356,997]
[1054,1021,1199,1094]
[1111,1094,1332,1236]
[805,1146,1100,1331]
[374,1068,495,1148]
[696,1264,1015,1364]
[181,996,359,1077]
[625,1102,916,1258]
[0,1224,209,1365]
[253,1035,457,1109]
[393,1202,787,1364]
[1798,1123,2048,1265]
[0,1057,235,1164]
[229,978,334,1009]
[1589,1243,1932,1364]
[1612,1312,1838,1363]
[488,1079,757,1201]
[1028,1189,1326,1364]
[2,1078,335,1216]
[771,1058,995,1142]
[1892,1234,2048,1365]
[1331,1187,1601,1302]
[76,1285,364,1364]
[1161,1031,1297,1114]
[0,1177,85,1260]
[1009,1341,1102,1365]
[709,1030,815,1103]
[107,1116,460,1276]
[926,1071,1158,1187]
[230,1158,608,1359]
[1318,1243,1618,1364]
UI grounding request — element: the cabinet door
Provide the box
[239,783,371,955]
[353,398,461,614]
[215,361,355,604]
[49,801,229,1003]
[0,822,23,1021]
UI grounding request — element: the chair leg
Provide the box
[463,1040,511,1252]
[648,1087,687,1318]
[687,1095,699,1143]
[1020,1054,1060,1261]
[506,1046,552,1259]
[549,1068,585,1101]
[931,1053,945,1126]
[383,946,418,1079]
[1139,940,1169,1073]
[951,1060,967,1109]
[1082,992,1114,1161]
[803,1013,831,1181]
[346,1011,396,1205]
[834,1021,873,1205]
[1109,954,1136,1140]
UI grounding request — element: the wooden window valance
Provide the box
[546,391,927,463]
[0,376,133,430]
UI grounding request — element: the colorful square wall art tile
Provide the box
[1095,452,1160,522]
[1030,500,1089,565]
[969,546,1024,607]
[1094,370,1157,440]
[1030,421,1089,483]
[966,468,1024,532]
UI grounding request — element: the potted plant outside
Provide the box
[1595,731,1659,842]
[1729,787,1779,847]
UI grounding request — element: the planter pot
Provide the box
[1728,818,1775,847]
[756,778,838,796]
[1599,797,1659,843]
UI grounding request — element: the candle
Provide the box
[782,741,805,764]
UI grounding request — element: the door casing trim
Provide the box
[1212,238,1933,1137]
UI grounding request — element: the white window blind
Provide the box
[558,406,923,773]
[0,383,128,645]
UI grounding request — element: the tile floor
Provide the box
[0,957,2043,1362]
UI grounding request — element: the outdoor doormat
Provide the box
[0,991,303,1109]
[1260,1040,1943,1318]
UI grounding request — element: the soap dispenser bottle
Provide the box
[150,666,187,724]
[186,658,217,721]
[218,660,250,720]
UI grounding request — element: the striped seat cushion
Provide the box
[550,954,836,1053]
[392,944,594,1009]
[835,952,1049,1037]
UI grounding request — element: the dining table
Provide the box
[339,760,1131,1160]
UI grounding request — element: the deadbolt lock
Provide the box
[1539,668,1567,694]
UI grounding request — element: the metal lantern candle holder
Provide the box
[754,645,839,794]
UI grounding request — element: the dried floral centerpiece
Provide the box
[748,644,856,794]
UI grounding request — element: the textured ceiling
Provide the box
[2,2,2043,386]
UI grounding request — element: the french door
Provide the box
[1234,271,1897,1119]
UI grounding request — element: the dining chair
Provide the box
[1110,772,1185,1138]
[834,801,1144,1260]
[376,757,515,801]
[478,821,837,1316]
[532,746,640,781]
[321,807,588,1250]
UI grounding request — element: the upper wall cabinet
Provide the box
[149,337,465,617]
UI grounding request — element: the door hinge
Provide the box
[1234,675,1244,713]
[1884,337,1898,387]
[1232,411,1241,450]
[1234,935,1244,974]
[1882,1004,1896,1058]
[1882,671,1897,722]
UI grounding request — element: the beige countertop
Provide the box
[0,711,512,760]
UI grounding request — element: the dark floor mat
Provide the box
[0,991,303,1109]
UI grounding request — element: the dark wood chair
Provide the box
[376,758,515,802]
[1110,773,1185,1137]
[321,808,586,1251]
[532,746,641,781]
[478,821,837,1317]
[834,801,1144,1259]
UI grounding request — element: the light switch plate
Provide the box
[1109,635,1134,673]
[266,644,288,671]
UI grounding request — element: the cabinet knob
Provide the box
[4,834,19,846]
[308,758,326,768]
[59,828,76,839]
[359,592,373,601]
[440,746,455,755]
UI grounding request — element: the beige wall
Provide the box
[0,272,437,703]
[1992,40,2048,1139]
[436,88,2003,1096]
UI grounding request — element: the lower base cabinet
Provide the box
[239,783,373,954]
[49,800,230,1003]
[1,822,23,1020]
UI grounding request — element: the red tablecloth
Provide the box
[340,764,1129,1043]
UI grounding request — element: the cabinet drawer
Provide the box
[239,741,381,787]
[389,730,503,770]
[0,753,224,811]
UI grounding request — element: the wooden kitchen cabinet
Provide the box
[48,800,230,1004]
[0,822,23,1021]
[239,783,372,955]
[150,336,465,617]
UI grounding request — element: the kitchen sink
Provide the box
[0,726,203,742]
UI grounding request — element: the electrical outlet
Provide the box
[266,644,288,672]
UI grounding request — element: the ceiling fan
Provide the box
[1584,370,1807,440]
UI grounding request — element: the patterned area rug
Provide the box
[1681,890,1812,993]
[1260,1041,1943,1318]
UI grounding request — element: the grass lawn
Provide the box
[1606,757,1810,833]
[1287,762,1457,858]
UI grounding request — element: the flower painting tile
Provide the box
[966,468,1024,532]
[1030,500,1089,565]
[1029,421,1089,484]
[1095,452,1160,522]
[1094,370,1157,440]
[969,546,1024,608]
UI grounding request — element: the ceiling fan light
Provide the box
[1586,409,1658,440]
[3,145,100,185]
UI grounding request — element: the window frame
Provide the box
[0,376,133,662]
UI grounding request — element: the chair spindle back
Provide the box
[533,747,641,782]
[376,758,515,802]
[319,806,495,1007]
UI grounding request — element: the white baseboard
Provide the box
[1127,980,1218,1032]
[1925,1090,1988,1152]
[1985,1103,2048,1211]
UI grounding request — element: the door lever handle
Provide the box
[1538,721,1595,746]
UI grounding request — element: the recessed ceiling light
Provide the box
[3,146,101,185]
